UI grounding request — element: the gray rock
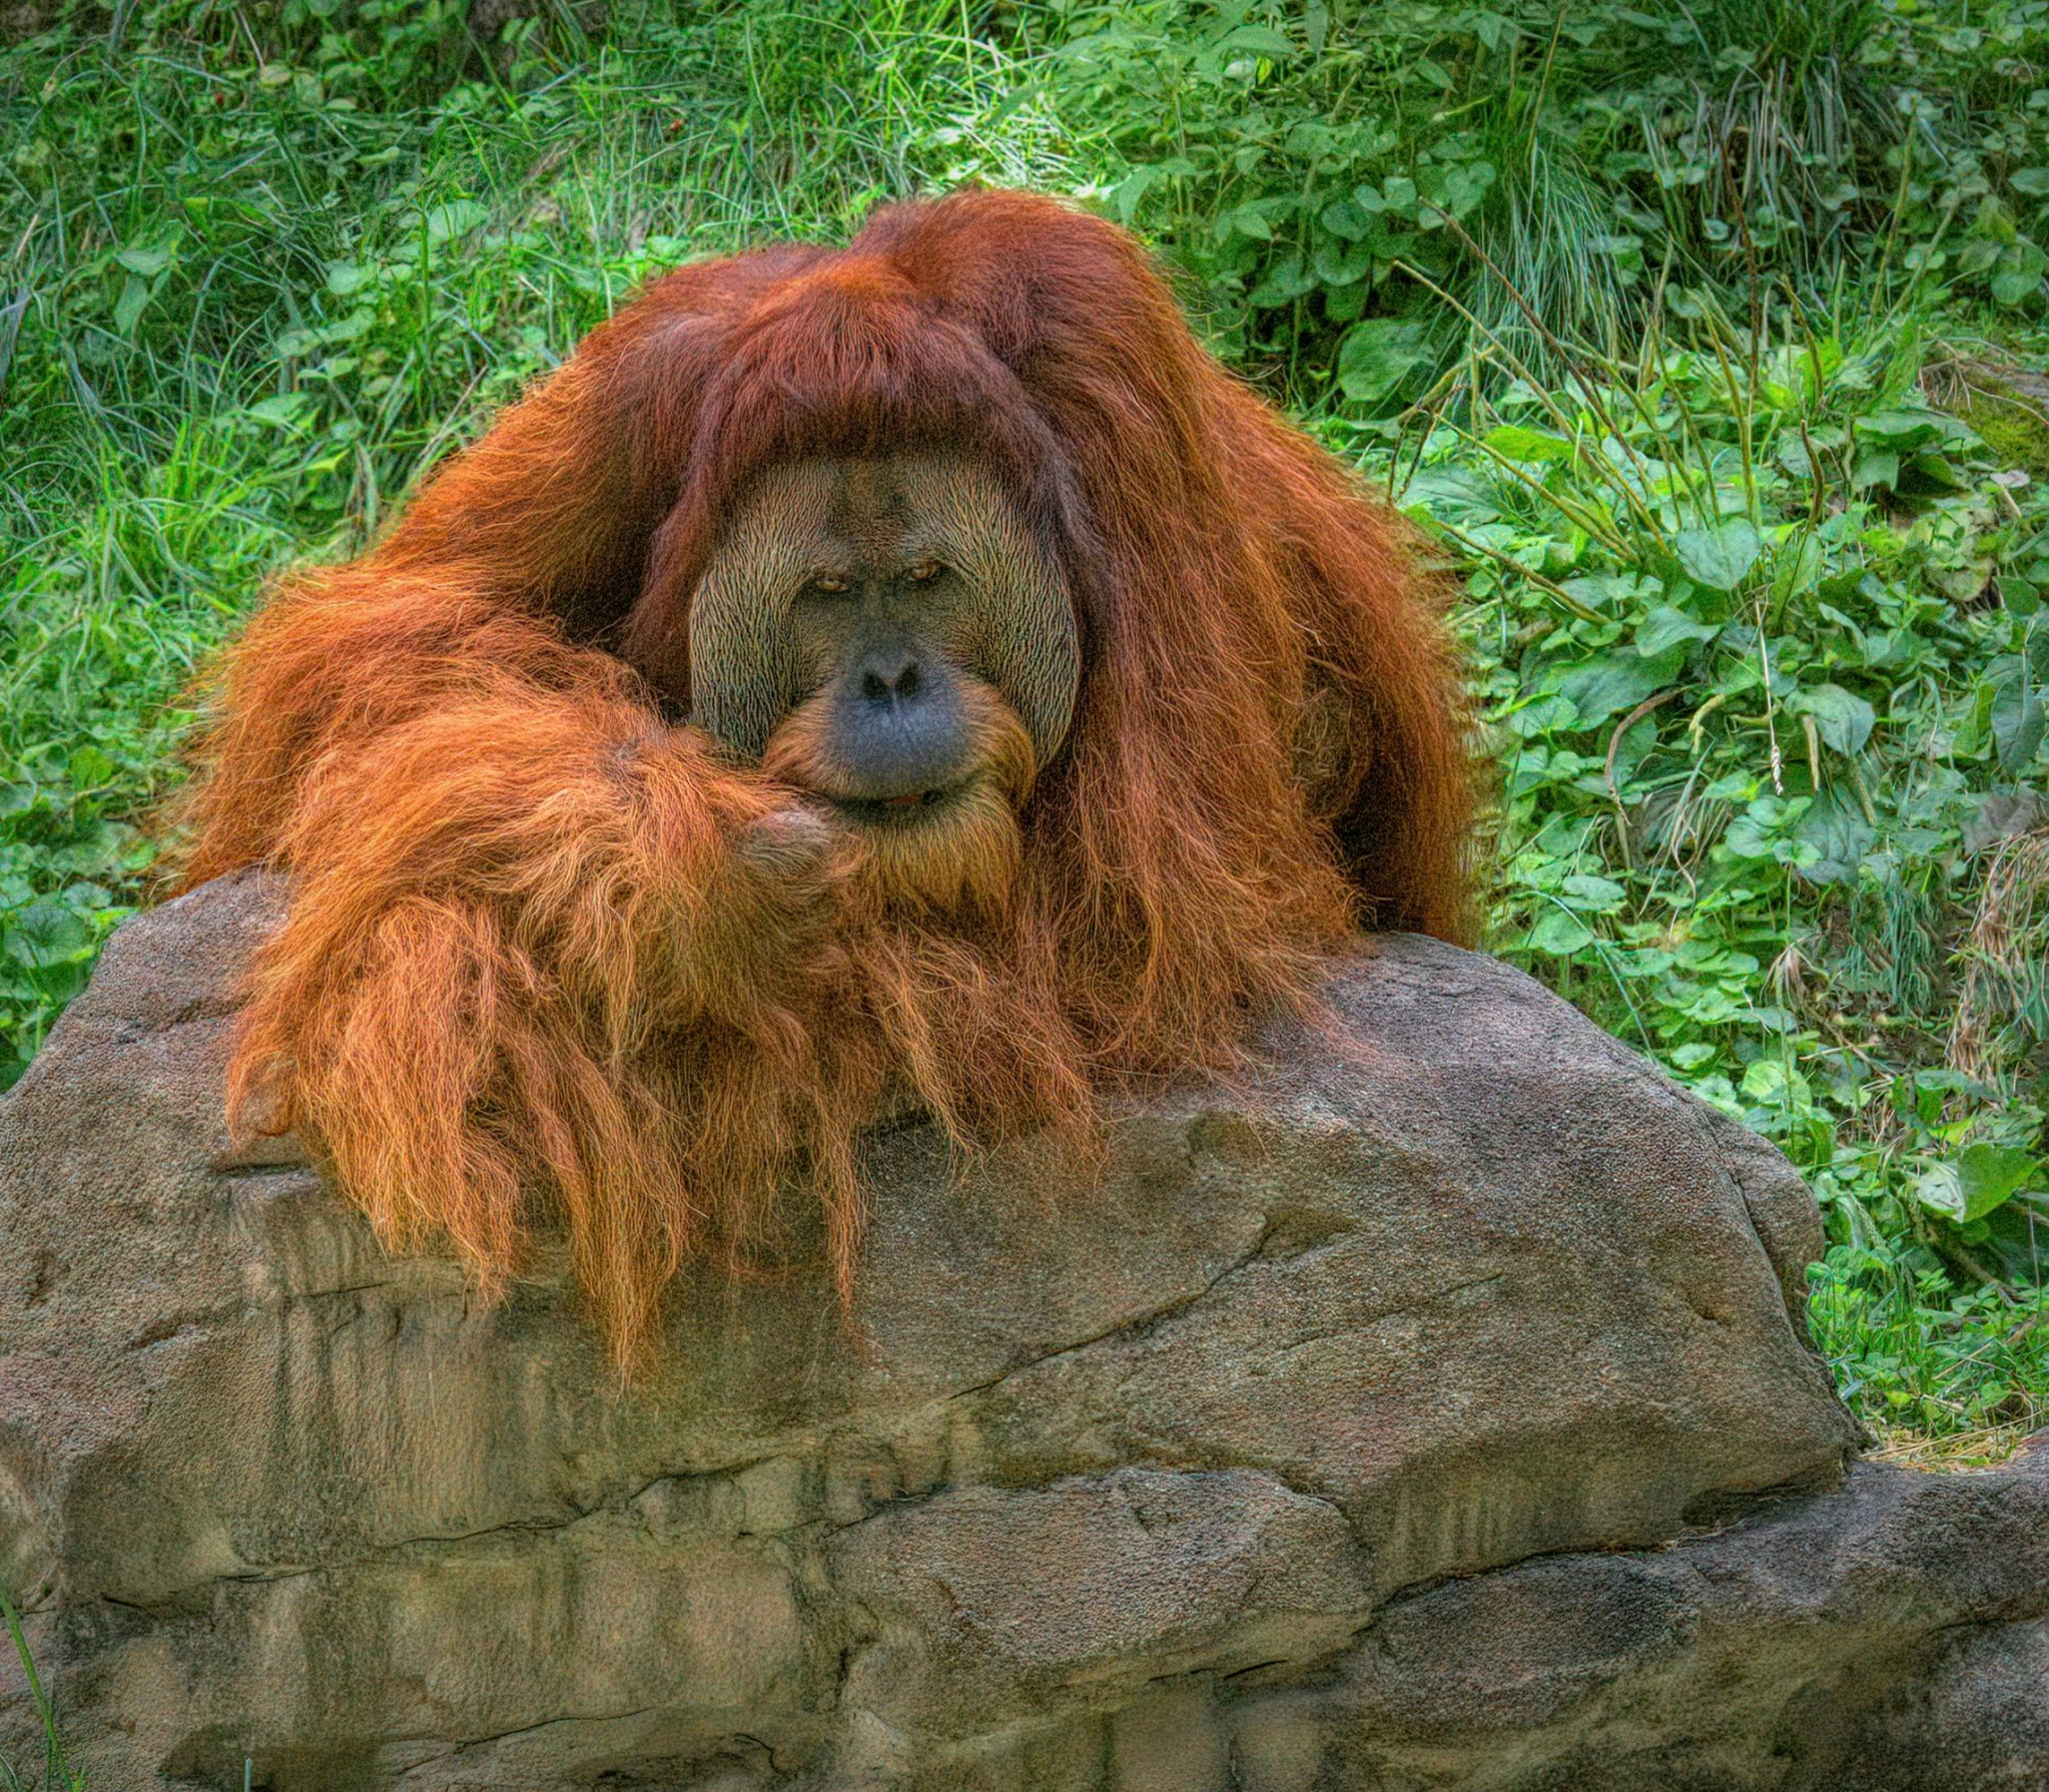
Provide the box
[1328,1442,2049,1790]
[15,869,2028,1791]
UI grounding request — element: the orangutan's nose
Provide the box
[832,637,972,802]
[860,648,924,705]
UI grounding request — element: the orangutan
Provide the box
[176,189,1471,1371]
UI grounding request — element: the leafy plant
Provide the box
[1363,270,2049,1439]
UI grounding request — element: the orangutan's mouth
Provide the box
[827,785,964,826]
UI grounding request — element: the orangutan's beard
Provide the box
[744,680,1089,1251]
[760,677,1037,921]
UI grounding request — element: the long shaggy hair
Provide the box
[175,190,1472,1372]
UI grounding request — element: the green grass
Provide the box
[3,0,2047,1473]
[0,1577,79,1792]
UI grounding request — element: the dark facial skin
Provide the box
[789,459,994,811]
[684,452,1080,823]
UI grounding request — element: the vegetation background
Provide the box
[3,0,2048,1473]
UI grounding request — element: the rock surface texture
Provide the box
[0,873,2039,1789]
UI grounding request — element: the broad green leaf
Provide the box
[1775,436,1816,479]
[66,746,116,790]
[51,819,139,880]
[1854,409,1946,448]
[1992,240,2049,305]
[1962,237,2003,276]
[1637,605,1720,658]
[1434,160,1496,222]
[1111,164,1162,226]
[1913,1162,1960,1218]
[1473,11,1513,51]
[1915,1147,2039,1224]
[1740,1059,1808,1106]
[1910,451,1966,489]
[1336,317,1429,404]
[423,200,490,246]
[1504,693,1579,737]
[4,899,90,969]
[2013,168,2049,196]
[1992,269,2042,304]
[1723,795,1811,862]
[1565,573,1655,613]
[1248,255,1313,309]
[1675,519,1760,592]
[1528,909,1593,954]
[1553,646,1683,728]
[1959,1146,2039,1220]
[1789,684,1875,755]
[1963,791,2049,852]
[1225,203,1273,243]
[1319,199,1371,242]
[1562,874,1626,908]
[324,308,374,344]
[1397,466,1497,525]
[113,274,151,337]
[1772,533,1825,603]
[1218,24,1296,56]
[1485,424,1574,464]
[115,245,173,278]
[1992,671,2045,769]
[1793,785,1874,885]
[1325,280,1369,322]
[244,392,313,430]
[1311,239,1371,286]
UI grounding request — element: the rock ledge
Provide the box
[0,874,2038,1789]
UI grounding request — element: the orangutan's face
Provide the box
[686,452,1079,906]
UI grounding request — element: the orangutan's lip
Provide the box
[824,785,963,825]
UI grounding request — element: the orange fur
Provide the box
[173,191,1473,1374]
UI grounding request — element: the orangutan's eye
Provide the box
[812,575,850,595]
[907,561,944,584]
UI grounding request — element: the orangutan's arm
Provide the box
[176,554,837,1368]
[223,649,835,1292]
